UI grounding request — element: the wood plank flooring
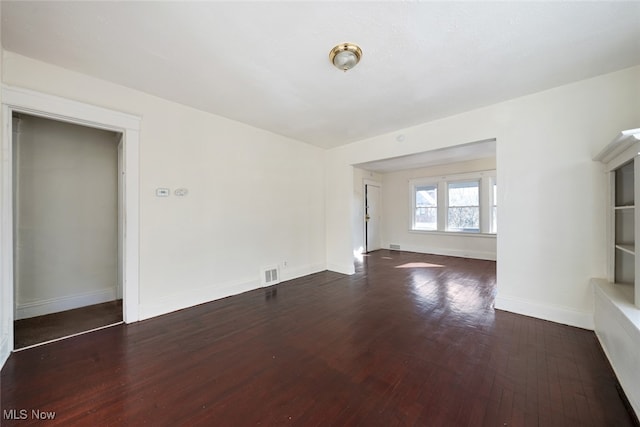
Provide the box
[1,250,636,426]
[14,300,123,349]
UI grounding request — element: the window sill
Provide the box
[409,229,497,238]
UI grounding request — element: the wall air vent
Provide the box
[390,244,401,250]
[261,266,280,286]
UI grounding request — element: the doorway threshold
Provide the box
[13,321,124,352]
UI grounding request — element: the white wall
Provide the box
[381,158,497,260]
[326,65,640,329]
[2,52,326,320]
[13,114,119,319]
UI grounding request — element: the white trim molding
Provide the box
[139,278,259,321]
[326,262,355,275]
[16,288,118,320]
[139,263,327,320]
[593,128,640,165]
[281,263,326,283]
[494,293,594,330]
[2,85,140,131]
[1,85,141,368]
[391,244,496,261]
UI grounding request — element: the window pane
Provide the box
[448,181,479,231]
[415,207,437,230]
[416,185,437,207]
[448,181,479,207]
[414,185,437,230]
[448,207,480,231]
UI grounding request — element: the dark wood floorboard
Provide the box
[0,251,635,426]
[13,300,123,349]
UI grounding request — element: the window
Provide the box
[447,181,479,232]
[414,184,437,230]
[409,170,496,235]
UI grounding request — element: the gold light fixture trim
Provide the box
[329,43,363,71]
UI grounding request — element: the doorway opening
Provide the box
[1,86,140,367]
[365,183,381,253]
[352,139,497,269]
[12,113,123,349]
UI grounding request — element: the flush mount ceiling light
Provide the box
[329,43,362,71]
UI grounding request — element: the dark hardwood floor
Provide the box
[14,300,123,349]
[0,251,635,426]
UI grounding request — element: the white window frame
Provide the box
[409,170,496,235]
[411,182,438,231]
[490,177,497,234]
[446,179,481,233]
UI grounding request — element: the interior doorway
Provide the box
[365,183,381,253]
[1,86,140,368]
[12,113,123,349]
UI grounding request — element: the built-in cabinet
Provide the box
[595,128,640,307]
[592,128,640,420]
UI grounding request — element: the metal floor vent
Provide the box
[261,266,280,286]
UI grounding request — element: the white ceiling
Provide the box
[2,1,640,150]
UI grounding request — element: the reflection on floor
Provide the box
[14,300,123,349]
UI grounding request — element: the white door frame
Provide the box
[1,85,140,366]
[363,179,381,253]
[117,136,124,300]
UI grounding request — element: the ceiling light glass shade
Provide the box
[329,43,362,71]
[333,50,358,70]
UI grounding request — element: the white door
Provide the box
[365,184,381,252]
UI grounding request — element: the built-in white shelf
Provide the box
[592,128,640,420]
[594,127,640,308]
[616,244,636,256]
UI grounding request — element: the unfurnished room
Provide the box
[0,1,639,426]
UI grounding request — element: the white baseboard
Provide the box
[326,262,355,275]
[390,244,497,261]
[495,294,594,330]
[139,278,258,321]
[281,263,326,282]
[16,287,117,320]
[139,263,328,321]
